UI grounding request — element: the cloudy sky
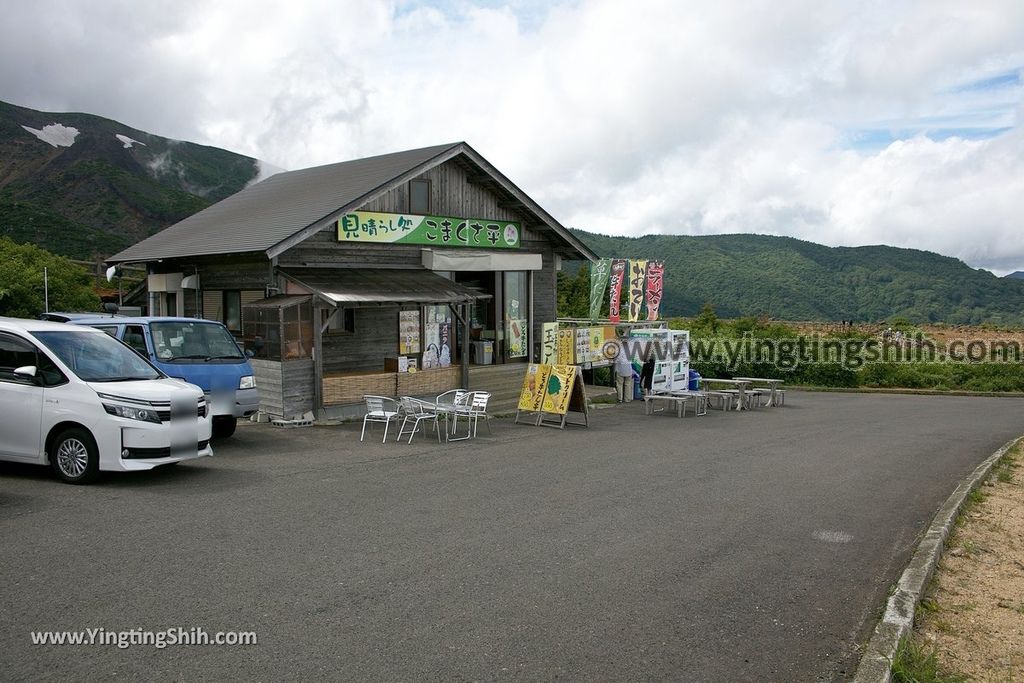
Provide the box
[2,0,1023,272]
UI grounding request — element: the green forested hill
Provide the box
[571,230,1024,325]
[0,100,261,260]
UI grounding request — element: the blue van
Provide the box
[73,317,259,438]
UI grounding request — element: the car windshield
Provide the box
[150,321,244,362]
[32,330,162,382]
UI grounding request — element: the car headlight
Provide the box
[239,375,256,390]
[103,403,161,423]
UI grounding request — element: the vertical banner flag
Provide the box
[645,261,665,321]
[627,260,647,321]
[589,259,611,321]
[541,323,558,364]
[608,259,627,323]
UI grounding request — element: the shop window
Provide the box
[224,291,241,333]
[321,307,355,334]
[410,179,431,214]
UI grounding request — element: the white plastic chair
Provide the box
[397,396,441,444]
[466,391,492,437]
[361,395,399,443]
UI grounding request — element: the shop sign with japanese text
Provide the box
[336,211,520,249]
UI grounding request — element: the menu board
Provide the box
[575,328,590,366]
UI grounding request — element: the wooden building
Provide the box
[108,142,596,417]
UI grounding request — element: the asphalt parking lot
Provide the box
[2,391,1022,681]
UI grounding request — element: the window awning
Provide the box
[279,268,490,307]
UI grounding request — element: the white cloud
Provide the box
[1,0,1023,270]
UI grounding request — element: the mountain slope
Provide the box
[572,230,1024,325]
[0,100,262,259]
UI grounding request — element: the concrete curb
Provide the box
[852,435,1022,682]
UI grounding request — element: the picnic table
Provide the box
[698,378,751,411]
[733,377,785,407]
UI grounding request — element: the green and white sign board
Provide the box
[336,211,520,249]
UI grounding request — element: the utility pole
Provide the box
[44,267,49,313]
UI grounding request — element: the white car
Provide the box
[0,317,213,484]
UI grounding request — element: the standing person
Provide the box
[614,336,634,403]
[640,353,655,397]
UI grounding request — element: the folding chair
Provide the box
[466,391,492,436]
[396,396,441,444]
[361,395,399,443]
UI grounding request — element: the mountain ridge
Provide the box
[569,229,1024,325]
[0,99,262,259]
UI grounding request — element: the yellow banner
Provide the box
[517,364,551,412]
[542,364,578,415]
[556,328,575,365]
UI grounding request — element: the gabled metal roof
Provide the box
[108,142,597,264]
[280,268,491,306]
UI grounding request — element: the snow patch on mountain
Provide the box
[22,122,79,147]
[115,133,146,149]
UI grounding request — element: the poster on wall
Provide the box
[575,328,592,365]
[421,306,451,369]
[422,324,442,369]
[438,322,452,368]
[557,328,575,365]
[589,259,611,321]
[588,327,607,365]
[508,318,529,358]
[541,322,558,364]
[646,261,665,321]
[627,260,647,322]
[399,310,421,355]
[608,259,627,323]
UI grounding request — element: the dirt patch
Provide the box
[912,448,1024,681]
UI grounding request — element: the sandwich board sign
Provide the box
[514,363,589,429]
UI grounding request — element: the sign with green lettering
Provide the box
[336,211,520,249]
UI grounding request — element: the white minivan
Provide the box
[0,318,213,484]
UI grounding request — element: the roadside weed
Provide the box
[891,638,968,683]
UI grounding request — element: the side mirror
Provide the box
[245,349,255,358]
[13,365,38,380]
